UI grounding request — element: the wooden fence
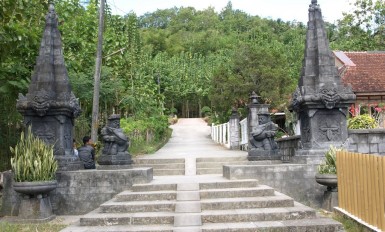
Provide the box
[337,151,385,231]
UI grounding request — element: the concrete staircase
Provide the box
[133,158,185,176]
[196,157,282,175]
[62,178,343,232]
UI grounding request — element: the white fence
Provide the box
[211,122,230,148]
[240,118,248,150]
[211,118,249,150]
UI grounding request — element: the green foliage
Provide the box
[120,116,170,155]
[333,213,368,232]
[10,126,58,182]
[347,114,377,129]
[318,145,338,174]
[331,0,385,50]
[0,221,65,232]
[201,106,212,117]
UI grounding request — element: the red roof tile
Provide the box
[335,51,385,93]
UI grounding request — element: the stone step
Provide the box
[196,157,247,162]
[61,224,174,232]
[200,194,294,210]
[196,161,249,168]
[101,193,293,213]
[100,200,175,213]
[200,186,274,199]
[196,160,282,168]
[63,218,342,232]
[201,203,316,223]
[80,210,175,226]
[134,163,185,169]
[131,179,259,192]
[196,168,222,175]
[132,183,177,192]
[133,158,185,164]
[80,203,316,226]
[116,185,273,202]
[154,169,185,176]
[201,218,343,231]
[199,179,259,189]
[115,190,177,201]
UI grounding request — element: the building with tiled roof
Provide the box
[333,51,385,116]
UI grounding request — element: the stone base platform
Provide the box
[1,168,153,216]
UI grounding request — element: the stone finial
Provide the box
[249,91,260,104]
[16,3,81,118]
[291,0,355,110]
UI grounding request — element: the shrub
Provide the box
[348,114,377,129]
[10,126,58,182]
[201,106,212,117]
[318,145,338,174]
[120,116,169,150]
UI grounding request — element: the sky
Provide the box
[108,0,354,23]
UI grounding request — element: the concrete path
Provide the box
[137,118,247,177]
[139,118,246,159]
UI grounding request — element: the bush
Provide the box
[120,116,170,155]
[10,126,58,182]
[348,114,377,129]
[318,145,338,174]
[201,106,212,117]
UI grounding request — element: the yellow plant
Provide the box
[10,126,58,182]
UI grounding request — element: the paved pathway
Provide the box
[137,118,247,178]
[140,118,246,159]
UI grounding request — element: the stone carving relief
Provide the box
[318,85,341,109]
[32,90,53,116]
[318,120,340,141]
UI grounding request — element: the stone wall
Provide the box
[348,129,385,155]
[223,164,324,208]
[1,168,152,216]
[276,135,301,162]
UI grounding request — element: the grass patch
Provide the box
[0,221,66,232]
[130,128,172,156]
[333,213,370,232]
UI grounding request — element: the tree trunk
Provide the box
[186,100,189,118]
[198,99,202,118]
[91,0,105,142]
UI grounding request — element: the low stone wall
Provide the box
[1,167,152,216]
[348,129,385,155]
[276,135,301,162]
[223,164,324,208]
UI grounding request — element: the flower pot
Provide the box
[315,173,337,191]
[13,180,57,222]
[13,180,57,196]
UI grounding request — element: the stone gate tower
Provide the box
[16,3,82,170]
[290,0,356,152]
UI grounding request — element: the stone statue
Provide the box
[249,113,278,151]
[101,114,129,156]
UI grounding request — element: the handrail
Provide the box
[211,122,230,148]
[239,118,248,150]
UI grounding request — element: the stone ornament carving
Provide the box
[318,86,340,109]
[101,114,130,156]
[249,113,278,151]
[319,122,339,141]
[291,87,303,110]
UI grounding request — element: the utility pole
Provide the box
[91,0,105,142]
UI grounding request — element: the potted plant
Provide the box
[10,126,58,221]
[315,145,338,191]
